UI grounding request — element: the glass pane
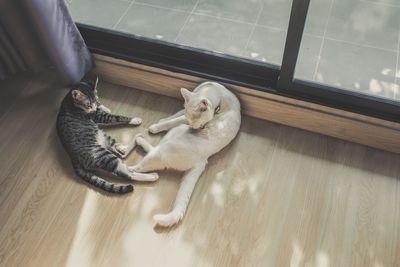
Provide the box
[66,0,293,66]
[295,0,399,100]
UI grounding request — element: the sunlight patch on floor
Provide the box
[65,191,99,267]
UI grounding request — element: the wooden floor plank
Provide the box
[0,76,399,267]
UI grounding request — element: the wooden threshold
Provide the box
[94,54,400,154]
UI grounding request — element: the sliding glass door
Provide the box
[67,0,295,68]
[66,0,400,122]
[295,0,399,101]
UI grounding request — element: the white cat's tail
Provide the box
[154,161,207,227]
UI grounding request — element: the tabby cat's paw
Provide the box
[114,144,127,155]
[153,211,183,227]
[129,117,142,125]
[148,124,161,134]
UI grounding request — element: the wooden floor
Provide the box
[0,74,400,267]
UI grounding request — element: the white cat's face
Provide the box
[181,88,214,129]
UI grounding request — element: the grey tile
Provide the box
[193,0,263,23]
[69,0,130,28]
[363,0,400,6]
[304,0,333,36]
[325,0,400,51]
[295,35,324,81]
[257,0,331,36]
[243,26,287,65]
[115,3,189,42]
[243,26,322,80]
[176,14,253,56]
[316,39,397,99]
[257,0,291,30]
[134,0,197,11]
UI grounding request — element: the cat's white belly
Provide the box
[96,130,107,147]
[157,115,240,171]
[158,125,206,170]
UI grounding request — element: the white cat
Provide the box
[129,81,241,227]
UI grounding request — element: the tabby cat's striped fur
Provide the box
[56,77,157,194]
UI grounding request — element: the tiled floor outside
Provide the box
[67,0,400,101]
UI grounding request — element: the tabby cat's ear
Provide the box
[85,76,99,91]
[92,76,99,91]
[181,88,192,103]
[72,89,86,103]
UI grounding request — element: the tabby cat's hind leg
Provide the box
[72,161,133,194]
[86,147,158,182]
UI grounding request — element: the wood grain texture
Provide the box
[93,54,400,154]
[0,74,400,267]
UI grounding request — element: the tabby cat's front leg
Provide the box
[94,110,142,126]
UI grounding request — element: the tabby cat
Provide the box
[56,77,158,194]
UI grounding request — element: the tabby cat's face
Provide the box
[71,82,99,113]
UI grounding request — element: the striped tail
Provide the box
[74,166,133,194]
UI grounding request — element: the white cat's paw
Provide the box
[148,124,162,134]
[129,117,142,125]
[134,133,145,140]
[153,211,183,227]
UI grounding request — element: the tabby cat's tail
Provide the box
[74,166,133,194]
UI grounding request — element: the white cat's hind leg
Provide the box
[153,212,184,227]
[154,161,207,227]
[135,135,154,153]
[117,133,144,159]
[128,151,164,173]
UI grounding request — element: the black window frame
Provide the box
[77,0,400,123]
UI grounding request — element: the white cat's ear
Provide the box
[199,99,208,112]
[180,88,192,103]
